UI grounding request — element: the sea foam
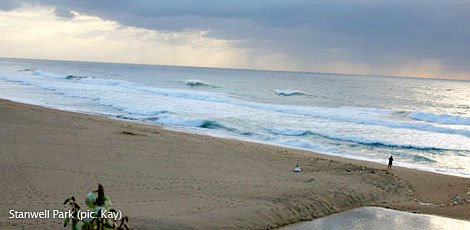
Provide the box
[183,79,212,87]
[274,89,307,96]
[409,112,470,125]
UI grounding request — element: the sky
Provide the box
[0,0,469,80]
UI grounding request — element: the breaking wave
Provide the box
[274,89,307,96]
[409,112,470,125]
[183,79,212,87]
[265,127,464,151]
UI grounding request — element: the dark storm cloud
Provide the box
[0,0,22,11]
[2,0,469,78]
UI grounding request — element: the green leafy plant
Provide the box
[64,184,130,230]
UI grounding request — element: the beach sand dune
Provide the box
[0,100,468,229]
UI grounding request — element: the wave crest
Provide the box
[274,89,307,96]
[184,79,212,87]
[409,112,470,125]
[65,75,87,80]
[265,127,460,151]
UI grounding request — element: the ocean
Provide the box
[1,58,469,177]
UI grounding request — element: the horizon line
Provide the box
[1,56,468,83]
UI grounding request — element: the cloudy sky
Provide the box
[0,0,469,80]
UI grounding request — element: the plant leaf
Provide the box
[63,217,70,227]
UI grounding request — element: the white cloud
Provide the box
[0,6,247,68]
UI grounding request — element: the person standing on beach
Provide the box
[387,155,393,173]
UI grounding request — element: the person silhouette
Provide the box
[387,155,393,173]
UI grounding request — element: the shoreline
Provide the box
[8,97,469,179]
[166,125,470,179]
[1,99,469,229]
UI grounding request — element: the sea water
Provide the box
[0,58,469,177]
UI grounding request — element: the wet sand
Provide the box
[0,99,469,229]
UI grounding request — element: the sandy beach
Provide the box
[0,99,469,229]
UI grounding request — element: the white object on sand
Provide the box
[294,163,302,173]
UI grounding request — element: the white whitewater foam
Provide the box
[274,89,307,96]
[1,71,469,151]
[409,111,470,125]
[184,79,211,87]
[150,114,208,127]
[32,70,65,79]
